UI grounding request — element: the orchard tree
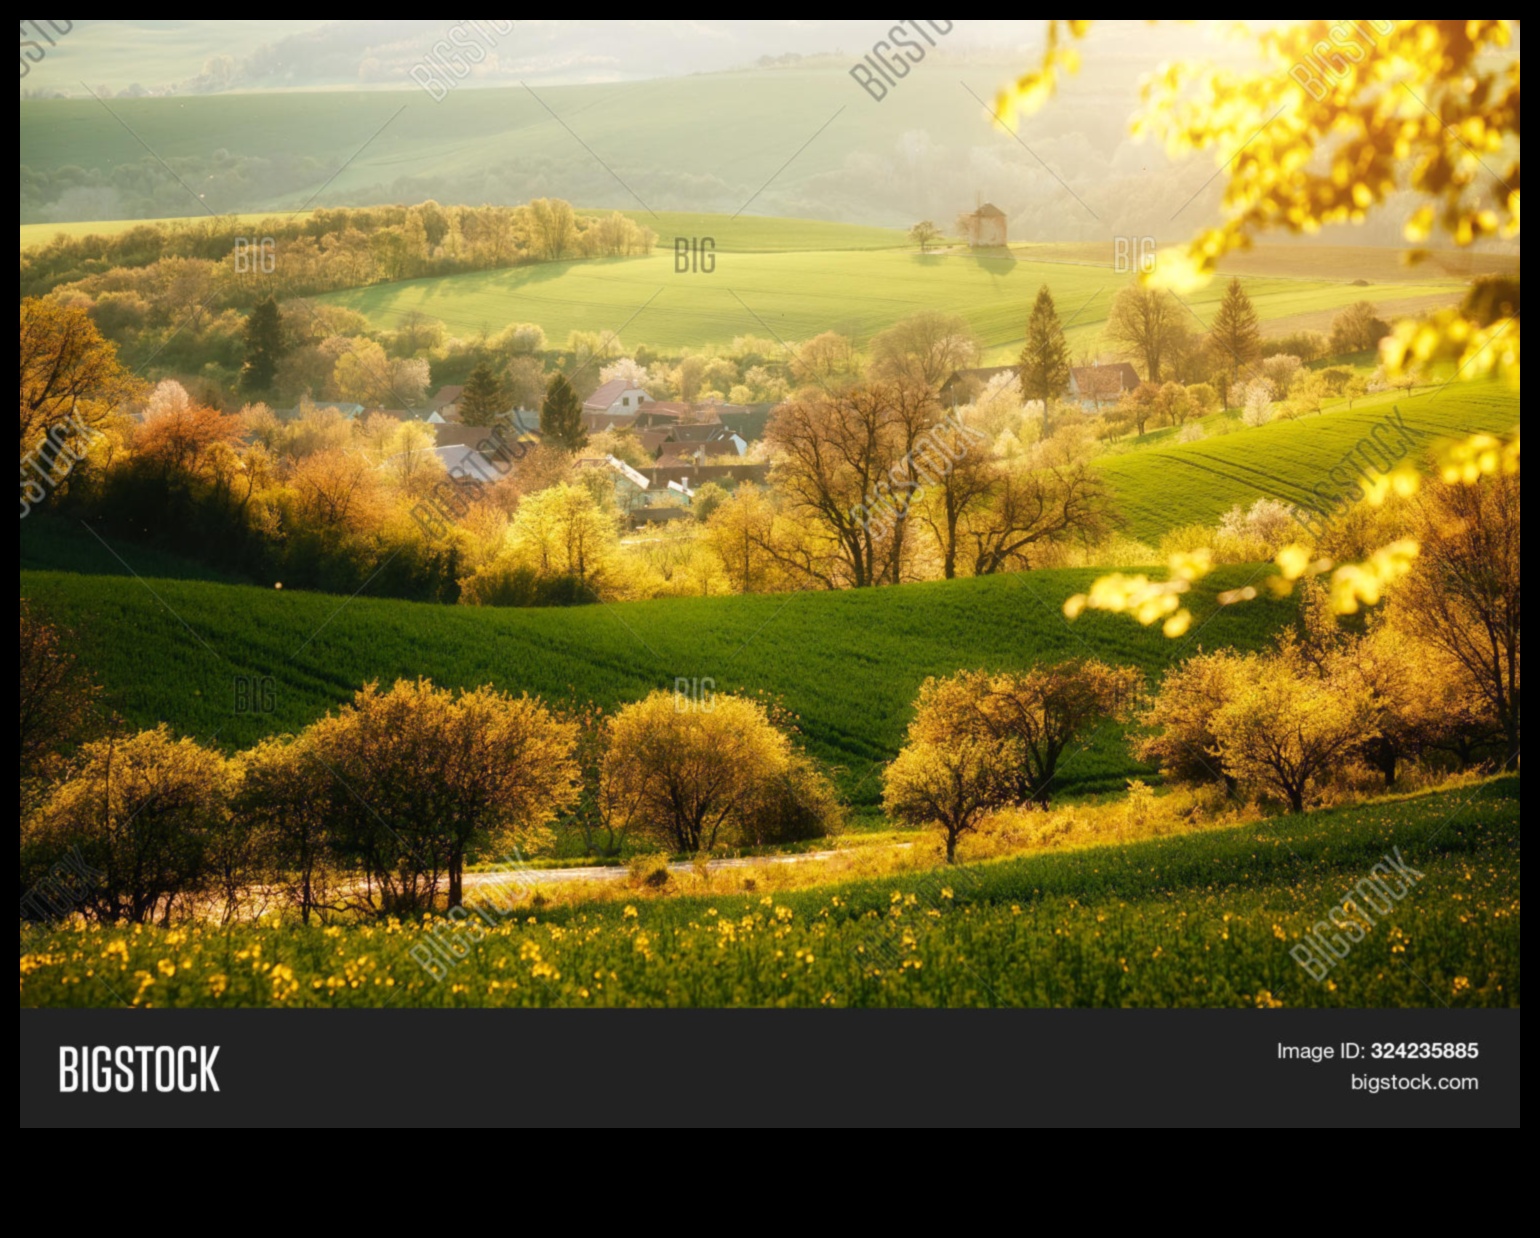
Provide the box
[1106,285,1185,383]
[600,692,797,853]
[234,736,341,925]
[1211,648,1377,813]
[904,661,1140,809]
[963,453,1113,577]
[307,679,579,911]
[870,311,980,390]
[1135,650,1243,791]
[27,727,233,924]
[884,731,1015,863]
[506,482,620,596]
[766,380,941,588]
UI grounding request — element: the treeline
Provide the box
[18,657,839,926]
[21,198,655,303]
[886,468,1519,862]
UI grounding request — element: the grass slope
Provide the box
[20,558,1292,804]
[19,777,1520,1008]
[318,240,1463,360]
[1098,384,1521,545]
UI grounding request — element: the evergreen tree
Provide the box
[1210,277,1261,389]
[240,297,286,394]
[459,359,508,426]
[1019,285,1071,434]
[541,372,588,452]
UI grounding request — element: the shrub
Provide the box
[27,726,233,924]
[739,753,842,847]
[627,853,673,888]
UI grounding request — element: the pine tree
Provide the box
[240,297,286,394]
[541,372,588,452]
[1019,285,1071,434]
[1210,278,1261,389]
[459,359,508,426]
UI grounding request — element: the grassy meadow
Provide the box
[19,540,1293,805]
[1097,384,1522,544]
[19,777,1519,1008]
[317,235,1469,361]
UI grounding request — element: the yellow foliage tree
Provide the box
[883,732,1016,863]
[997,21,1520,386]
[27,727,233,924]
[600,691,805,854]
[305,679,579,910]
[1211,645,1378,813]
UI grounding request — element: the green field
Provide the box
[1098,384,1521,545]
[20,539,1292,804]
[318,239,1465,361]
[19,777,1519,1008]
[17,63,1129,223]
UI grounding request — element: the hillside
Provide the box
[317,231,1467,361]
[1097,384,1521,544]
[19,560,1293,805]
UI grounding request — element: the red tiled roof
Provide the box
[1070,363,1141,398]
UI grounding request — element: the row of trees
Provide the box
[23,199,655,305]
[18,661,840,925]
[1138,474,1520,806]
[885,469,1519,859]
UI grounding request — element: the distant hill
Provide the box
[21,45,1495,248]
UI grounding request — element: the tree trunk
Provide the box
[945,830,958,864]
[1369,738,1397,787]
[448,848,463,909]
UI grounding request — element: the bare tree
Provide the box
[1106,284,1186,383]
[1391,473,1521,770]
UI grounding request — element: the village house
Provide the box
[938,366,1020,407]
[583,378,653,417]
[575,454,651,512]
[1068,363,1142,409]
[714,405,774,442]
[428,385,465,421]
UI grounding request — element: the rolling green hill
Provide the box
[318,237,1465,361]
[1097,383,1521,545]
[19,559,1293,806]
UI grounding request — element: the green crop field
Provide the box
[1097,384,1521,545]
[20,539,1293,805]
[317,237,1465,361]
[18,777,1519,1008]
